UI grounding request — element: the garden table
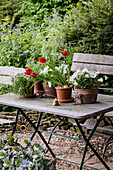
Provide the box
[0,93,113,170]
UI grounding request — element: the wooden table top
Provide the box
[0,93,113,120]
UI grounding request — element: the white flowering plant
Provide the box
[70,68,105,89]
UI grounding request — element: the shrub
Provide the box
[0,134,52,170]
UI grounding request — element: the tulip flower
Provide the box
[39,57,47,64]
[30,72,37,78]
[62,50,67,56]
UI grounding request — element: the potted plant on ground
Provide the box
[70,68,105,104]
[0,134,56,169]
[11,72,34,98]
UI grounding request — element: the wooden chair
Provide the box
[0,66,24,133]
[72,53,113,155]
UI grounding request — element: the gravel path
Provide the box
[0,129,113,170]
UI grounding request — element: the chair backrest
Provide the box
[0,66,25,85]
[71,53,113,75]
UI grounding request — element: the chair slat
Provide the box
[0,76,12,85]
[73,53,113,65]
[0,66,25,76]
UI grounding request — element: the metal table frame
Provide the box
[1,93,113,170]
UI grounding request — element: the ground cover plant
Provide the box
[0,134,52,169]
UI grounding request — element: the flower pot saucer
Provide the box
[19,94,36,98]
[55,97,74,103]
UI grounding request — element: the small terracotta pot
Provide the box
[55,86,74,103]
[74,88,98,104]
[43,83,56,98]
[33,80,44,94]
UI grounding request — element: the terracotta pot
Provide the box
[74,88,98,104]
[43,83,56,98]
[55,86,74,103]
[19,94,35,98]
[33,80,44,94]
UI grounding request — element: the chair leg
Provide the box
[103,133,113,156]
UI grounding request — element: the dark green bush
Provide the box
[63,0,113,55]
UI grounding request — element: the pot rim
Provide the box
[55,85,72,90]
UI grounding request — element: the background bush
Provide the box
[0,0,113,68]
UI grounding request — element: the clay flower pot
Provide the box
[55,86,74,103]
[43,83,56,98]
[74,88,98,104]
[33,80,44,94]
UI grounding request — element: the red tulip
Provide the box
[30,72,37,78]
[62,50,67,56]
[26,67,32,72]
[24,67,32,75]
[39,57,47,64]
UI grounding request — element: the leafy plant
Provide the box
[31,50,73,87]
[0,134,52,170]
[70,68,105,89]
[11,73,34,96]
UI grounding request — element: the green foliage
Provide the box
[11,73,33,96]
[70,68,104,89]
[0,134,51,169]
[0,84,12,95]
[0,0,113,69]
[0,84,15,112]
[62,0,113,55]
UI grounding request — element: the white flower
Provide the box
[55,66,59,71]
[105,76,108,80]
[39,66,49,75]
[70,72,77,81]
[76,69,81,74]
[82,68,89,73]
[60,64,68,74]
[48,82,51,87]
[98,78,103,82]
[74,80,78,86]
[85,74,90,78]
[89,72,95,78]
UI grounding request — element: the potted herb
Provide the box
[70,68,105,104]
[0,134,56,170]
[11,73,34,98]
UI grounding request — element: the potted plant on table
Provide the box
[25,55,47,94]
[40,50,74,103]
[11,72,34,98]
[70,68,105,104]
[26,50,74,102]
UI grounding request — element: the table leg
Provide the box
[30,111,43,141]
[75,113,110,170]
[18,108,56,158]
[12,108,19,135]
